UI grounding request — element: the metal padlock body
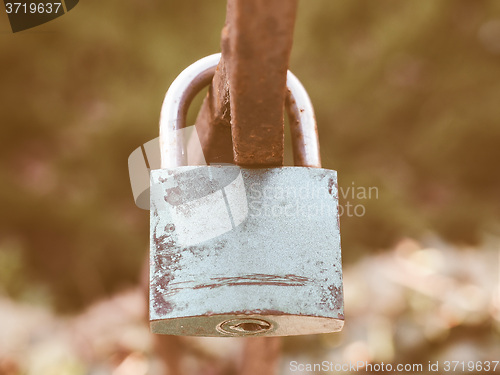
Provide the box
[150,53,344,337]
[150,165,342,336]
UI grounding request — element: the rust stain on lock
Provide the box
[327,177,338,198]
[193,274,310,289]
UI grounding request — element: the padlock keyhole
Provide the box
[233,322,268,332]
[217,318,273,336]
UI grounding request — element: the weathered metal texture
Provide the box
[225,0,298,166]
[192,0,299,167]
[150,166,343,336]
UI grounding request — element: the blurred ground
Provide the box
[1,0,500,373]
[0,238,498,374]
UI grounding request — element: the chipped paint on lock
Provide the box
[149,166,343,336]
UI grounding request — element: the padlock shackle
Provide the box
[285,71,321,168]
[159,53,321,169]
[159,54,220,169]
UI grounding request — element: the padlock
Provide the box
[150,53,343,337]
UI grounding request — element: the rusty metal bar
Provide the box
[192,57,233,164]
[195,0,298,166]
[226,0,298,166]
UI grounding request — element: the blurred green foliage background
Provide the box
[0,0,499,313]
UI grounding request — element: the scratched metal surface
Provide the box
[150,166,343,336]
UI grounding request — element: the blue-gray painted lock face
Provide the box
[150,166,343,337]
